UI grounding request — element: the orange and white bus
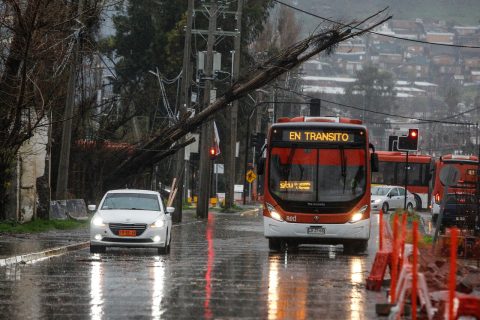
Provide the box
[371,151,433,210]
[431,154,478,217]
[259,116,378,253]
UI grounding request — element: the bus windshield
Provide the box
[268,146,366,203]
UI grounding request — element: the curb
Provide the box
[0,241,89,267]
[240,207,261,217]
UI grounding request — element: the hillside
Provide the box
[286,0,479,34]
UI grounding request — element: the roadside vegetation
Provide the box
[389,210,433,246]
[0,219,89,234]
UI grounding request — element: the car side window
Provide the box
[390,188,399,197]
[398,188,405,196]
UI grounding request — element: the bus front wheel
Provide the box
[268,238,287,252]
[344,240,368,254]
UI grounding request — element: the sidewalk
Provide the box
[0,204,260,267]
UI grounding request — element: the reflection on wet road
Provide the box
[0,211,386,319]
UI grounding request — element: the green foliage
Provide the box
[0,219,88,234]
[344,65,396,120]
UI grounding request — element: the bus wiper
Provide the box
[340,146,347,193]
[284,144,298,180]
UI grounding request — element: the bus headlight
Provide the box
[349,205,368,223]
[266,203,284,222]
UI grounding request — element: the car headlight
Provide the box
[349,205,368,223]
[373,199,382,204]
[266,203,283,222]
[151,219,165,228]
[92,216,105,227]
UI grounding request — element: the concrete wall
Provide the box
[16,118,48,222]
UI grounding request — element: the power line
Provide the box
[273,0,480,49]
[271,85,477,125]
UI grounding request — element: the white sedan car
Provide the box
[89,189,173,254]
[371,185,415,213]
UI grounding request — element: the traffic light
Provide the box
[255,132,266,159]
[250,133,257,147]
[397,128,419,151]
[388,135,399,151]
[209,146,217,160]
[310,98,321,116]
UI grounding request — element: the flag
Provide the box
[213,121,221,156]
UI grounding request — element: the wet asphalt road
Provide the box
[0,209,387,319]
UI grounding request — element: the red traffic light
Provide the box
[397,128,419,151]
[209,146,217,159]
[409,128,418,139]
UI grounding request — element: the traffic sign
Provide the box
[246,170,257,183]
[439,165,460,186]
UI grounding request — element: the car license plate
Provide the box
[118,230,136,237]
[307,226,325,235]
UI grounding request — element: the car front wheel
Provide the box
[90,244,106,254]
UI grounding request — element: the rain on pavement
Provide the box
[0,209,387,319]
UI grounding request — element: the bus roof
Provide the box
[440,154,478,163]
[376,150,432,163]
[277,116,363,124]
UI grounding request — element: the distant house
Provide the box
[370,43,404,70]
[406,44,427,57]
[453,25,479,37]
[425,30,455,45]
[398,55,430,80]
[334,53,365,75]
[302,60,336,76]
[471,70,480,82]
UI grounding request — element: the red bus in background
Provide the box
[431,154,478,216]
[260,116,378,254]
[371,151,433,210]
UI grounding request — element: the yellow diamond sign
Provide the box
[246,169,257,183]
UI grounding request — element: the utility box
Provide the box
[197,51,222,75]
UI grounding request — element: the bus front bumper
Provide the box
[263,216,370,242]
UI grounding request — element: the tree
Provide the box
[345,65,396,122]
[0,0,104,219]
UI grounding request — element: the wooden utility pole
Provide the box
[225,0,243,209]
[197,2,218,219]
[56,0,84,200]
[173,0,194,222]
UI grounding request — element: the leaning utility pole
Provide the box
[173,0,194,222]
[225,0,243,209]
[197,2,218,219]
[56,0,84,200]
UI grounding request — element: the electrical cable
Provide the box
[273,0,480,49]
[271,85,477,125]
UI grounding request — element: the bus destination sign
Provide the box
[282,130,357,143]
[279,180,312,192]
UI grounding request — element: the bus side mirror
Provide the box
[257,158,265,175]
[371,153,379,172]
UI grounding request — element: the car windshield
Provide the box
[371,187,390,196]
[269,146,366,202]
[101,193,161,211]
